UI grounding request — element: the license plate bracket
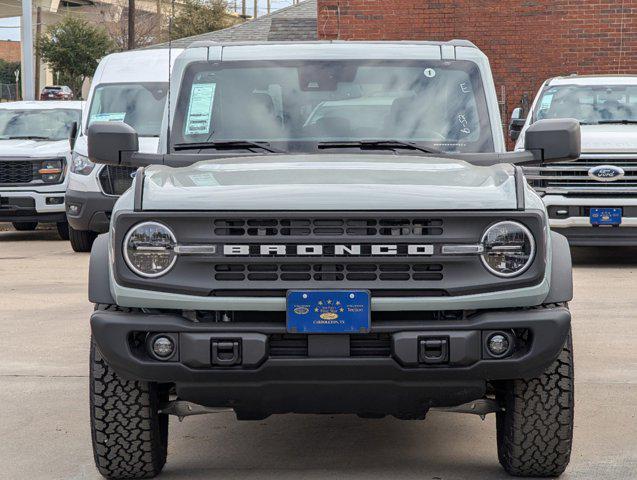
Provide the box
[590,207,622,226]
[286,290,371,334]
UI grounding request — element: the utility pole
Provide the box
[253,0,258,18]
[156,0,162,42]
[242,0,246,17]
[34,6,41,99]
[20,0,35,100]
[267,0,270,15]
[128,0,136,50]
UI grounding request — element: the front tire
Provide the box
[12,221,37,231]
[496,328,574,477]
[56,221,70,240]
[69,225,97,252]
[90,338,168,479]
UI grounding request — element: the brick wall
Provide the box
[0,40,21,63]
[317,0,637,142]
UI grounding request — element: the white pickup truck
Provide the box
[0,100,83,237]
[511,75,637,246]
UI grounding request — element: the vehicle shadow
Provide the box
[0,227,62,242]
[571,246,637,267]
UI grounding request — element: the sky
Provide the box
[0,0,299,41]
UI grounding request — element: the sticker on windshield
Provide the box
[185,83,216,136]
[539,94,554,111]
[90,112,126,123]
[424,68,436,78]
[188,172,218,187]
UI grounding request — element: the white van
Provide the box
[65,48,182,251]
[0,100,83,238]
[511,75,637,246]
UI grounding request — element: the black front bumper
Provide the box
[553,226,637,246]
[0,196,66,223]
[91,306,571,417]
[65,190,117,233]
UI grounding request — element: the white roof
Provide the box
[94,48,183,85]
[548,75,637,87]
[0,100,84,110]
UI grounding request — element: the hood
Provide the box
[141,155,517,211]
[73,134,159,156]
[0,138,70,157]
[579,124,637,154]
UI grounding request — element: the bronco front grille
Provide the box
[525,158,637,194]
[214,263,444,282]
[98,166,137,196]
[213,217,444,237]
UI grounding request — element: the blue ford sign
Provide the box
[588,165,625,182]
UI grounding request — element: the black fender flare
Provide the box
[544,230,573,304]
[89,233,115,305]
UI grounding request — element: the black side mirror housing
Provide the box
[508,107,526,141]
[524,118,580,163]
[88,121,139,166]
[69,121,78,150]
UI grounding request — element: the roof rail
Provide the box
[447,39,478,48]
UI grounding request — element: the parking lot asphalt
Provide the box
[0,228,636,480]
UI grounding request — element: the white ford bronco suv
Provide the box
[0,100,82,236]
[511,75,637,245]
[86,41,579,479]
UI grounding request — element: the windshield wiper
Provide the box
[317,140,441,154]
[173,140,285,153]
[595,120,637,125]
[8,135,51,140]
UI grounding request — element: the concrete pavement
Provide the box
[0,229,635,479]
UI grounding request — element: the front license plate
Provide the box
[286,290,370,334]
[590,207,622,226]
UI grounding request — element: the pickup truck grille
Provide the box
[525,158,637,194]
[98,166,136,196]
[0,160,34,184]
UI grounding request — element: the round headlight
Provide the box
[124,222,177,278]
[480,221,535,277]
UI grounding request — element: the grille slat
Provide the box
[99,166,137,196]
[525,160,637,193]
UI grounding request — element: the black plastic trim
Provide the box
[89,234,116,305]
[65,189,116,233]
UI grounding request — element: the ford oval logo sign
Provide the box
[588,165,625,182]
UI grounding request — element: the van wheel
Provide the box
[496,328,574,477]
[69,226,97,252]
[90,338,168,479]
[12,222,37,231]
[56,221,70,240]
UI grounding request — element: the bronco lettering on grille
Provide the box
[222,244,434,256]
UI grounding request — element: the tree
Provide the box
[170,0,241,40]
[99,0,162,50]
[0,59,20,85]
[37,16,115,98]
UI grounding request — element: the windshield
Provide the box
[172,60,494,153]
[87,83,168,137]
[534,84,637,124]
[0,108,80,141]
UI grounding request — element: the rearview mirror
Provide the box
[87,122,139,166]
[508,107,526,141]
[524,118,580,163]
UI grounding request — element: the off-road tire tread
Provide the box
[496,329,574,477]
[90,338,167,479]
[69,226,97,252]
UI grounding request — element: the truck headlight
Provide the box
[70,152,95,176]
[39,158,64,183]
[124,222,177,278]
[480,221,535,277]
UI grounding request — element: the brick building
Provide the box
[317,0,637,129]
[0,40,21,63]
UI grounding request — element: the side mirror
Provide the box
[88,121,139,166]
[69,121,78,150]
[509,107,526,141]
[524,118,580,163]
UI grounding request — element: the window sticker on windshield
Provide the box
[423,68,436,78]
[188,172,218,187]
[90,112,126,123]
[185,83,216,136]
[539,94,554,111]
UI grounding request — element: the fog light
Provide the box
[67,203,81,215]
[46,197,64,205]
[487,333,510,357]
[152,336,175,358]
